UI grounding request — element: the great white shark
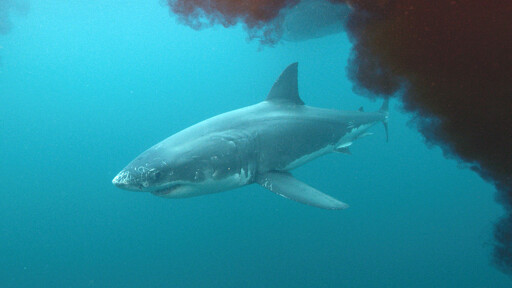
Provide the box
[112,63,388,209]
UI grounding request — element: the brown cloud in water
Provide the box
[165,0,512,274]
[167,0,298,43]
[341,0,512,273]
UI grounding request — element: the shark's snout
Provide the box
[112,170,142,191]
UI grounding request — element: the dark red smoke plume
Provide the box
[166,0,512,274]
[168,0,299,43]
[342,0,512,273]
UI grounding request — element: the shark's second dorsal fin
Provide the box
[266,62,305,105]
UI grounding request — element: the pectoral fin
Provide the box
[335,146,351,154]
[256,171,349,210]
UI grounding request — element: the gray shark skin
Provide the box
[112,63,389,209]
[280,0,351,42]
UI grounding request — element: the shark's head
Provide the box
[112,134,254,198]
[112,150,193,197]
[112,145,213,197]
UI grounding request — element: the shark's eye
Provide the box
[154,171,161,180]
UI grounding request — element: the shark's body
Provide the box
[112,63,388,209]
[280,0,350,42]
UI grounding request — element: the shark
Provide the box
[112,63,388,209]
[280,0,351,42]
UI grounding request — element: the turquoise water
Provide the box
[1,1,510,287]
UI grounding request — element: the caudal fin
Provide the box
[379,99,389,142]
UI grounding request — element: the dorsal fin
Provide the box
[266,62,304,105]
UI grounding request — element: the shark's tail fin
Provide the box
[379,99,389,142]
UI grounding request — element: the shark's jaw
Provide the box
[150,183,184,196]
[150,171,254,199]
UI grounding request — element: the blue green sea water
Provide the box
[1,1,510,287]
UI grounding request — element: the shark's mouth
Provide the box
[151,184,182,196]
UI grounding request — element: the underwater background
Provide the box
[1,1,511,287]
